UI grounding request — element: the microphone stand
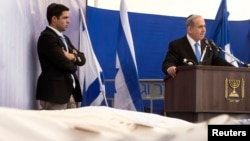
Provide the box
[209,40,249,67]
[217,47,249,67]
[199,38,214,65]
[199,45,209,65]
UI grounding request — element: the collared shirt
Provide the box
[47,26,63,37]
[186,34,201,55]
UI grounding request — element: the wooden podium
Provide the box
[164,65,250,122]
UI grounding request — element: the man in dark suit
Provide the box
[36,3,86,110]
[162,14,233,78]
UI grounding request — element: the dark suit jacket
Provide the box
[162,36,234,75]
[36,27,86,104]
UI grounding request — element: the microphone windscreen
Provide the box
[183,58,195,66]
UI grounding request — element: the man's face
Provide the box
[54,11,70,32]
[188,17,206,41]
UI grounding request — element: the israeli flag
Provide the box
[79,8,107,106]
[210,0,238,67]
[114,0,144,112]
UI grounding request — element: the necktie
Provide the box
[194,42,201,62]
[60,35,76,88]
[60,36,69,52]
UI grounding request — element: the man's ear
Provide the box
[187,26,192,34]
[51,16,57,22]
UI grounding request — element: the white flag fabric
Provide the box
[114,0,144,112]
[79,8,106,106]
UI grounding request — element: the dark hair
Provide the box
[46,3,69,24]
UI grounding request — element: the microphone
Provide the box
[199,38,212,64]
[209,40,249,67]
[209,40,223,52]
[183,58,196,65]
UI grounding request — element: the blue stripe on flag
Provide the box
[117,21,143,110]
[114,0,144,112]
[82,76,101,106]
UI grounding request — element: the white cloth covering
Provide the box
[0,106,241,141]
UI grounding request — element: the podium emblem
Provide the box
[225,78,244,102]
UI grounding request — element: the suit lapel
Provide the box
[200,40,206,55]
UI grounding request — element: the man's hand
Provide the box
[167,66,177,78]
[72,49,78,54]
[62,48,75,61]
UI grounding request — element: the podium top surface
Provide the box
[164,65,250,81]
[177,65,250,71]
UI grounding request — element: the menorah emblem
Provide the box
[225,78,244,102]
[228,79,240,97]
